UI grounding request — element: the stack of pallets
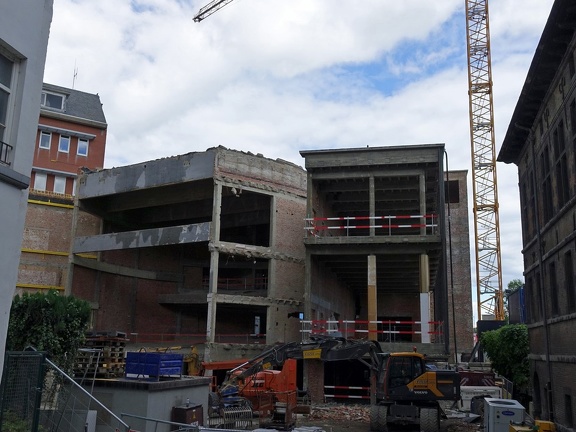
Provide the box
[74,332,128,379]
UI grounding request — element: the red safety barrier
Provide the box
[324,385,370,400]
[304,214,438,237]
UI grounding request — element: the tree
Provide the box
[481,324,529,393]
[507,279,524,293]
[7,290,91,373]
[504,279,524,320]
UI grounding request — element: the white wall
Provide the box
[0,0,54,381]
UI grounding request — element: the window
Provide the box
[53,176,66,194]
[541,146,553,223]
[566,251,575,312]
[570,99,576,136]
[552,121,570,208]
[77,138,89,156]
[33,172,47,191]
[525,277,533,323]
[444,180,459,204]
[566,394,574,428]
[58,135,70,153]
[41,91,65,110]
[549,262,558,316]
[39,131,51,149]
[0,52,14,146]
[534,273,542,322]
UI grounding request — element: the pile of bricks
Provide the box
[307,404,370,422]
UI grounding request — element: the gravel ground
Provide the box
[292,403,482,432]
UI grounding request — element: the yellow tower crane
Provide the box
[464,0,505,321]
[193,0,506,322]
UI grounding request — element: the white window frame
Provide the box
[0,50,17,150]
[77,138,89,156]
[33,172,47,191]
[53,175,66,194]
[58,135,70,153]
[41,91,65,110]
[39,131,51,149]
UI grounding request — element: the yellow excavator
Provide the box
[209,335,460,432]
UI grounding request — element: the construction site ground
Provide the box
[291,403,481,432]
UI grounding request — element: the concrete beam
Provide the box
[158,292,208,304]
[73,222,211,253]
[214,241,305,264]
[77,151,216,199]
[72,256,182,281]
[212,293,302,307]
[308,169,424,180]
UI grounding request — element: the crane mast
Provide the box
[193,0,506,321]
[465,0,504,321]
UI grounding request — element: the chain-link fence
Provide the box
[1,350,131,432]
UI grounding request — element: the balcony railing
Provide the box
[300,319,444,344]
[305,213,438,237]
[0,139,12,166]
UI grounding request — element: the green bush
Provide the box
[480,324,529,392]
[7,290,90,373]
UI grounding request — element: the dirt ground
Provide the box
[291,404,482,432]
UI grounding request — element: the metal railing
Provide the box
[304,214,438,237]
[127,332,266,346]
[39,357,131,431]
[300,319,444,344]
[121,412,200,431]
[0,350,131,432]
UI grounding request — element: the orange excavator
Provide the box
[205,336,460,432]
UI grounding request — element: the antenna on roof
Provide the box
[72,61,78,89]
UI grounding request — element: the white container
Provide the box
[484,398,525,432]
[460,386,502,411]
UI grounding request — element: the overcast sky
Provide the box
[43,0,555,321]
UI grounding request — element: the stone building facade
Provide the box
[498,0,576,428]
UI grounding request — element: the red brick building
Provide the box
[16,83,106,295]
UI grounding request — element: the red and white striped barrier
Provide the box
[304,214,438,235]
[324,385,370,400]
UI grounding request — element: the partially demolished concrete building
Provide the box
[301,146,449,350]
[70,147,307,360]
[68,144,472,366]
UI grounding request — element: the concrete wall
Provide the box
[86,377,210,432]
[444,170,474,357]
[0,0,53,379]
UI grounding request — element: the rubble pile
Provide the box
[307,404,370,423]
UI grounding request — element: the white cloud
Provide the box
[44,0,555,325]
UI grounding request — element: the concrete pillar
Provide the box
[369,176,375,236]
[267,196,277,344]
[206,182,222,349]
[419,174,426,235]
[305,360,325,403]
[367,254,377,341]
[65,194,80,296]
[419,254,430,343]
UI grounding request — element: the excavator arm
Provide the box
[220,335,381,394]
